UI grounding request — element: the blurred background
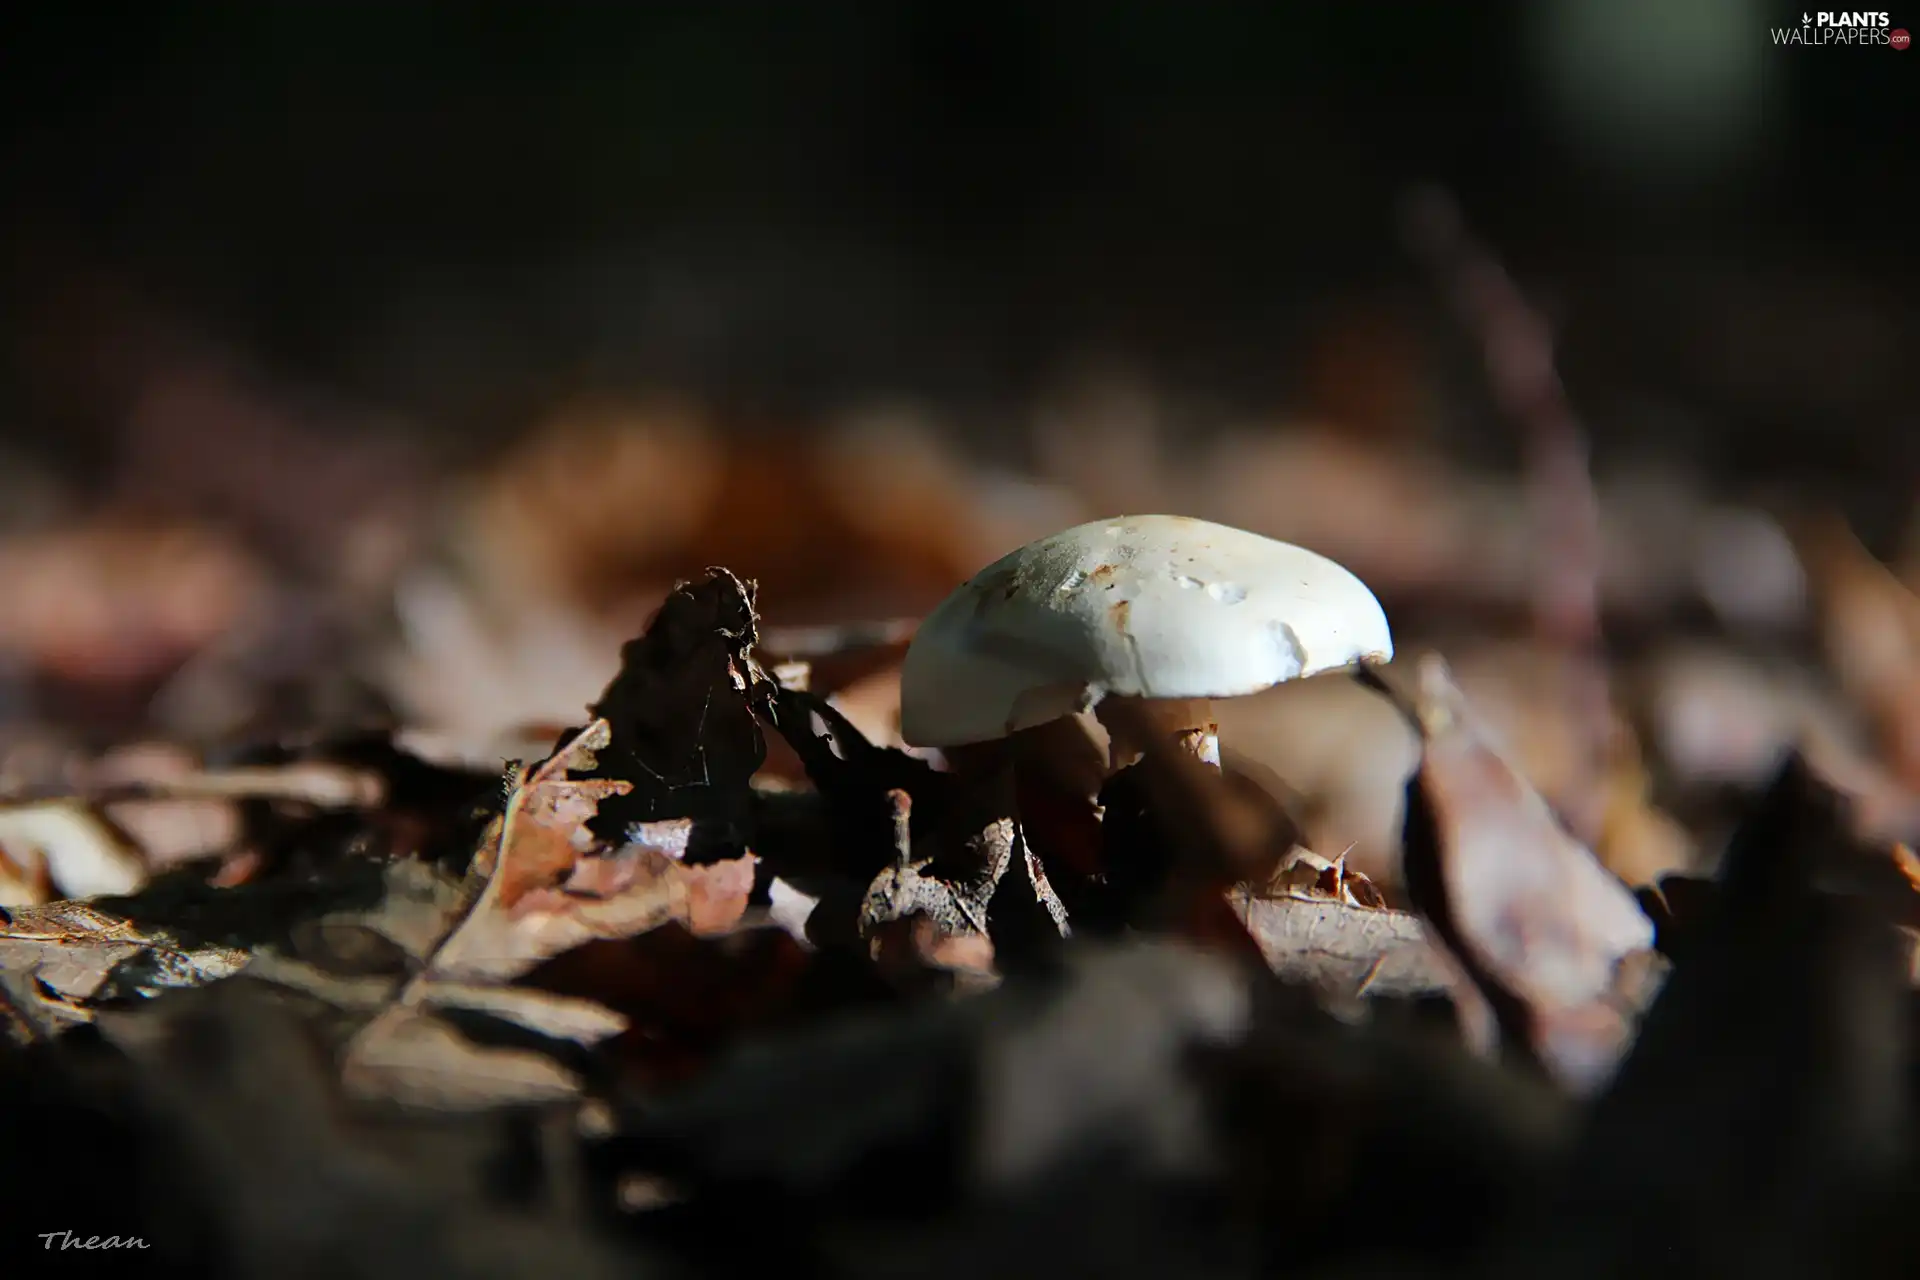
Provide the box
[0,2,1916,892]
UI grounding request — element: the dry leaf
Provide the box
[1487,756,1908,1278]
[0,800,148,902]
[485,718,631,909]
[100,797,242,870]
[556,820,758,937]
[522,923,869,1093]
[1392,656,1655,1093]
[1632,643,1854,790]
[1801,515,1920,789]
[471,828,761,981]
[0,517,264,688]
[384,569,634,753]
[0,899,250,1036]
[341,1006,587,1109]
[1267,846,1390,909]
[586,567,774,837]
[861,789,1003,961]
[421,981,629,1044]
[1594,742,1699,887]
[1230,887,1453,1003]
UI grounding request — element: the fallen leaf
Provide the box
[1588,717,1699,888]
[523,922,885,1092]
[0,968,93,1042]
[81,973,642,1275]
[1385,655,1656,1094]
[341,1001,589,1111]
[0,899,250,1031]
[1230,887,1453,1003]
[100,796,242,870]
[1800,514,1920,791]
[482,718,631,909]
[586,568,774,841]
[860,789,1006,973]
[422,981,629,1045]
[1483,755,1911,1277]
[0,800,148,901]
[432,819,756,989]
[0,517,264,690]
[384,568,634,754]
[1267,845,1391,909]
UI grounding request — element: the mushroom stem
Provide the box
[1098,697,1221,770]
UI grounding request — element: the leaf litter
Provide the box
[10,214,1920,1280]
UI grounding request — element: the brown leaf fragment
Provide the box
[100,796,241,870]
[86,974,643,1276]
[1893,842,1920,897]
[208,847,264,887]
[338,724,756,1100]
[869,913,999,992]
[493,718,631,909]
[340,1005,587,1110]
[0,899,250,1037]
[1485,754,1910,1278]
[769,658,812,691]
[74,972,647,1275]
[1269,845,1391,909]
[557,820,758,938]
[242,859,462,1015]
[361,771,753,1007]
[421,982,629,1045]
[1021,838,1072,936]
[242,951,406,1014]
[1230,887,1454,1003]
[1382,655,1655,1092]
[0,800,148,902]
[0,968,92,1042]
[1802,514,1920,791]
[435,836,759,988]
[524,922,888,1092]
[328,855,477,966]
[111,760,385,808]
[860,789,1004,959]
[587,567,776,837]
[680,851,759,936]
[0,841,52,906]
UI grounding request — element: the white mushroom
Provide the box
[901,515,1394,766]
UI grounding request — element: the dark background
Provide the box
[0,3,1914,505]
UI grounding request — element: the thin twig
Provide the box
[1401,188,1612,846]
[757,617,919,658]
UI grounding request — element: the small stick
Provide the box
[1401,189,1612,847]
[757,618,919,659]
[888,788,914,865]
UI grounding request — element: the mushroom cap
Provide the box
[900,514,1394,747]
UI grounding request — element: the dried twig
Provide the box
[757,617,918,658]
[1402,188,1611,845]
